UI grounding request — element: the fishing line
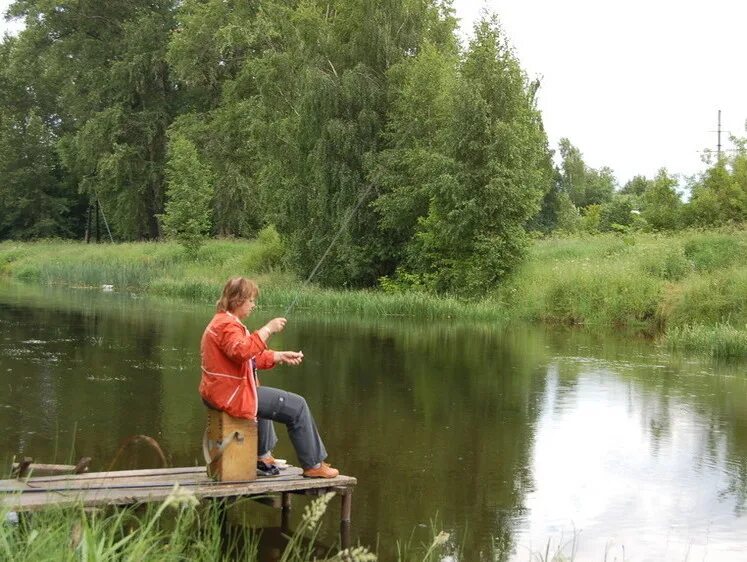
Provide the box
[283,183,375,317]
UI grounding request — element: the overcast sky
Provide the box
[2,0,745,185]
[452,0,747,184]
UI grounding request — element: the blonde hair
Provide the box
[216,277,259,313]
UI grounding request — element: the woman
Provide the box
[200,277,339,478]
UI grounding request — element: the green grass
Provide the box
[0,239,510,322]
[665,323,747,358]
[1,499,236,562]
[1,227,746,357]
[0,491,450,561]
[498,228,747,357]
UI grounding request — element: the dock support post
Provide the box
[340,488,352,550]
[281,492,291,532]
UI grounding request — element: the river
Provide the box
[1,282,746,560]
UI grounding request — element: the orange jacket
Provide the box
[199,311,275,420]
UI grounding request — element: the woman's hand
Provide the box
[259,317,287,341]
[274,350,304,366]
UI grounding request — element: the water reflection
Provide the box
[0,282,745,560]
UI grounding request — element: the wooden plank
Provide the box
[1,467,311,493]
[5,471,356,496]
[0,467,356,512]
[12,459,91,477]
[1,466,341,492]
[5,466,205,484]
[13,463,77,474]
[3,480,357,512]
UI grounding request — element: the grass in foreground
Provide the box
[1,489,455,562]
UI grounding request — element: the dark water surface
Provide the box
[1,282,746,560]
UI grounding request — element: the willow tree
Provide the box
[8,0,177,240]
[256,0,460,287]
[0,36,81,239]
[167,0,459,285]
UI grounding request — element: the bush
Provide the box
[683,233,746,271]
[240,225,285,273]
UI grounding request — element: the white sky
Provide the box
[452,0,747,184]
[3,0,746,185]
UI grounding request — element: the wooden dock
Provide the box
[1,464,357,547]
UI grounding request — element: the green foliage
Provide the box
[558,138,615,209]
[579,204,602,233]
[660,266,747,328]
[0,39,82,239]
[501,229,747,337]
[6,0,177,240]
[686,145,747,227]
[599,194,636,232]
[5,0,743,298]
[621,175,652,197]
[641,169,682,230]
[638,246,692,281]
[554,191,581,232]
[238,224,285,273]
[382,17,553,294]
[161,136,214,256]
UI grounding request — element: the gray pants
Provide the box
[257,386,327,469]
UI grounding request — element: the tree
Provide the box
[641,169,681,230]
[0,37,82,239]
[9,0,178,240]
[687,146,747,226]
[368,41,459,274]
[621,175,652,197]
[555,191,581,232]
[585,166,616,206]
[558,138,587,208]
[558,138,615,208]
[599,193,635,232]
[402,16,553,294]
[160,136,214,256]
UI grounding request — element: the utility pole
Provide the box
[717,109,722,161]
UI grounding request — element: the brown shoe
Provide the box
[302,463,339,478]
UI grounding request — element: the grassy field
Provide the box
[0,227,745,357]
[498,228,747,357]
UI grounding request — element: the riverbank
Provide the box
[0,228,745,357]
[503,228,747,357]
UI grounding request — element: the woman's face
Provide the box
[234,295,257,319]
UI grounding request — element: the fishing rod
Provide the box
[283,183,375,317]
